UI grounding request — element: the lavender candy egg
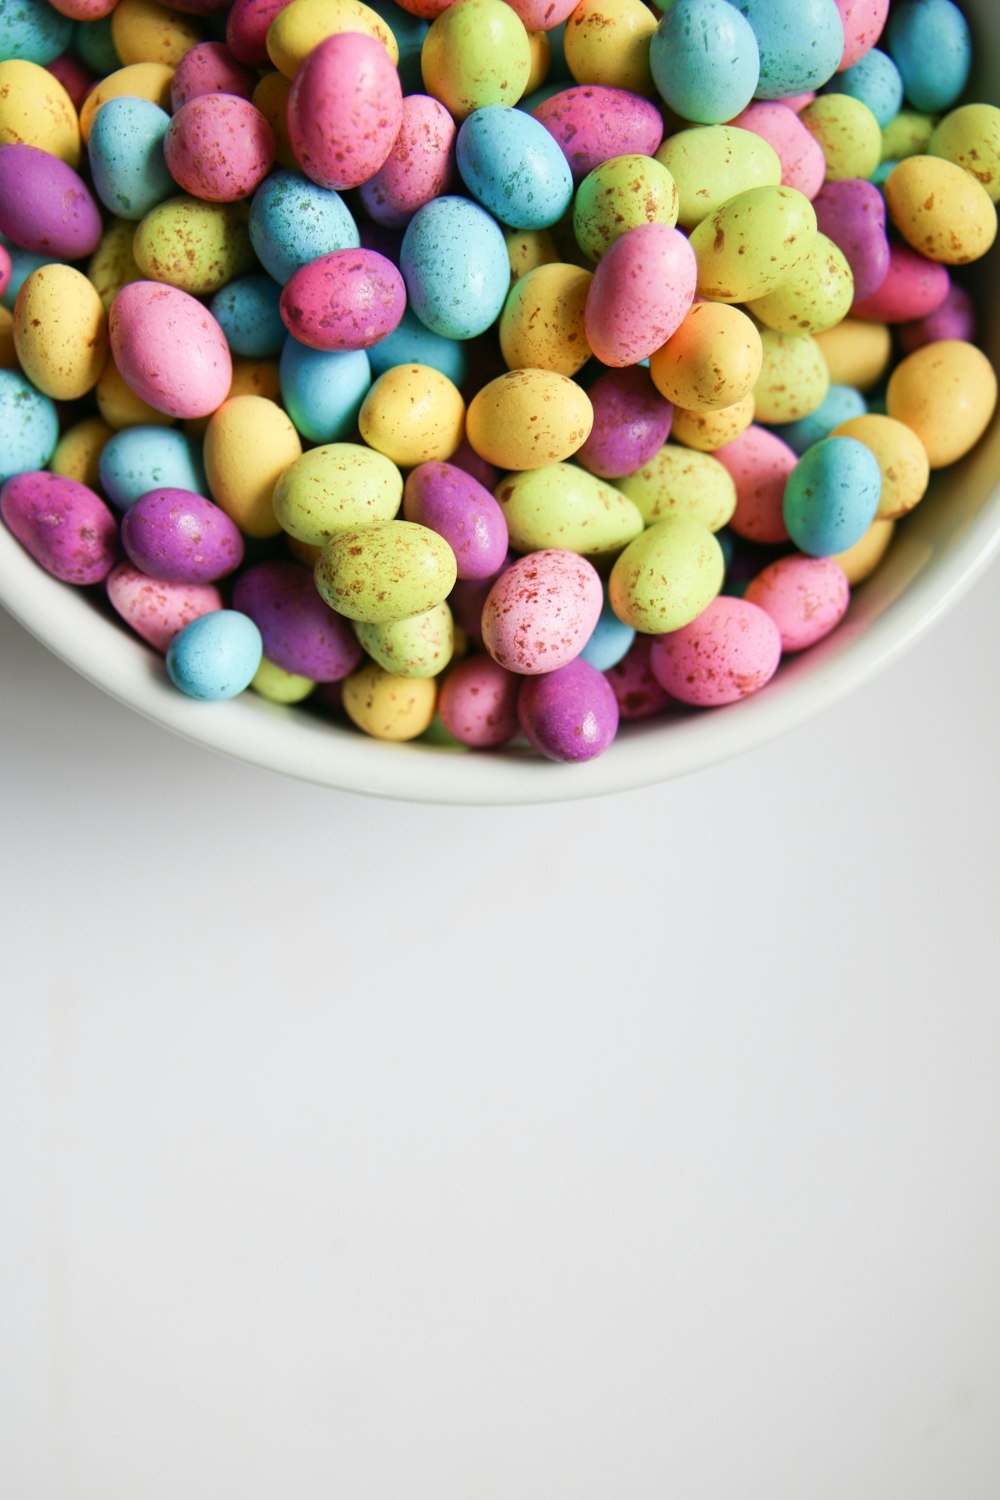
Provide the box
[0,144,102,258]
[402,461,508,581]
[1,470,119,584]
[531,86,664,183]
[121,488,244,584]
[232,559,362,681]
[575,367,673,479]
[518,657,620,762]
[109,281,233,419]
[280,249,406,353]
[813,178,890,304]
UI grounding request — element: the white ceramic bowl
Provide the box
[2,8,999,805]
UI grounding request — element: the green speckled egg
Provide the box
[421,0,531,122]
[315,519,457,623]
[251,657,316,703]
[87,217,143,312]
[753,328,830,423]
[355,601,454,678]
[688,185,817,303]
[609,516,724,634]
[495,462,643,557]
[746,233,854,335]
[929,104,1000,202]
[272,443,403,545]
[615,445,737,532]
[655,126,782,231]
[800,95,882,182]
[573,154,679,262]
[881,109,936,164]
[133,195,255,296]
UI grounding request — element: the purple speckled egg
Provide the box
[744,554,850,652]
[121,488,244,583]
[280,249,406,352]
[165,94,274,202]
[448,435,500,492]
[481,549,603,675]
[438,655,521,747]
[585,223,696,368]
[649,595,782,706]
[359,94,456,229]
[107,561,223,652]
[1,470,119,584]
[813,178,890,304]
[232,559,362,680]
[287,32,403,192]
[518,657,620,762]
[532,87,664,183]
[603,636,671,720]
[109,281,233,419]
[448,553,513,642]
[575,367,673,479]
[403,461,508,581]
[0,145,102,258]
[170,42,256,109]
[851,241,950,323]
[898,282,976,353]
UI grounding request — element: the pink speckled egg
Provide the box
[359,94,456,229]
[898,282,976,353]
[226,0,292,66]
[603,635,671,720]
[109,281,233,419]
[833,0,889,70]
[107,561,223,651]
[744,554,851,651]
[505,0,577,28]
[438,655,521,747]
[279,249,406,352]
[0,145,102,258]
[730,103,827,200]
[713,425,797,544]
[165,94,274,202]
[170,42,256,109]
[481,548,603,675]
[584,222,696,368]
[851,241,950,323]
[650,595,782,706]
[287,32,403,192]
[1,471,120,584]
[532,86,664,182]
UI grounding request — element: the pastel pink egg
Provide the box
[164,94,274,201]
[650,595,782,706]
[744,554,850,651]
[833,0,889,71]
[532,86,664,182]
[287,32,403,192]
[106,561,222,652]
[226,0,292,66]
[109,281,233,419]
[504,0,577,28]
[279,249,406,352]
[851,242,950,323]
[0,243,10,301]
[481,549,603,675]
[713,425,797,544]
[358,95,456,229]
[584,222,697,368]
[170,42,256,110]
[1,471,120,585]
[438,655,521,747]
[730,102,827,200]
[603,635,671,720]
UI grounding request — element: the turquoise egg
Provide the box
[166,610,263,701]
[367,306,468,385]
[211,275,285,358]
[456,106,574,230]
[732,0,844,98]
[767,385,868,454]
[0,0,72,64]
[98,426,206,510]
[825,48,903,128]
[0,237,59,311]
[783,436,882,555]
[400,196,509,340]
[248,170,359,285]
[88,97,173,222]
[0,370,58,482]
[73,15,119,73]
[579,595,635,672]
[279,337,371,444]
[650,0,760,124]
[885,0,971,113]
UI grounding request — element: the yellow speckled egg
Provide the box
[800,95,882,182]
[525,29,550,94]
[466,369,592,470]
[573,154,679,262]
[0,306,16,369]
[494,462,642,556]
[359,363,465,468]
[79,64,175,143]
[96,353,176,428]
[564,0,657,94]
[355,601,454,679]
[885,156,997,265]
[252,73,296,171]
[615,444,737,531]
[273,443,403,545]
[204,395,302,537]
[421,0,532,122]
[656,126,782,232]
[886,340,998,469]
[50,417,114,489]
[746,234,854,335]
[499,263,592,376]
[0,60,80,166]
[672,392,755,451]
[341,660,438,740]
[689,186,818,304]
[881,109,935,164]
[752,329,829,423]
[833,517,894,583]
[111,0,201,67]
[504,226,559,282]
[13,265,107,400]
[316,520,457,624]
[87,218,143,313]
[649,302,762,413]
[266,0,397,78]
[251,658,316,704]
[814,317,891,391]
[133,196,255,296]
[930,104,1000,203]
[829,414,930,519]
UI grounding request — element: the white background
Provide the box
[2,565,999,1500]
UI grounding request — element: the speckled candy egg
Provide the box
[166,609,263,700]
[886,340,998,469]
[279,249,405,352]
[563,0,657,95]
[79,63,175,142]
[884,156,997,266]
[0,144,102,257]
[165,94,275,202]
[714,424,796,543]
[851,241,949,322]
[0,369,58,481]
[13,264,107,399]
[278,339,370,443]
[315,519,457,624]
[210,274,284,358]
[466,369,592,470]
[897,282,975,353]
[690,185,818,303]
[287,32,402,191]
[358,94,455,228]
[248,170,359,284]
[368,306,468,385]
[498,262,591,377]
[359,363,465,466]
[87,96,174,221]
[744,554,850,651]
[579,592,635,671]
[573,153,679,263]
[783,435,882,554]
[649,0,760,124]
[421,0,531,121]
[608,516,724,633]
[799,94,882,181]
[604,635,670,719]
[106,561,222,652]
[834,0,889,70]
[99,425,205,509]
[272,442,402,543]
[170,40,256,107]
[929,104,1000,204]
[746,233,854,335]
[649,595,781,706]
[656,126,781,231]
[575,367,672,479]
[400,195,509,340]
[264,0,399,79]
[732,0,844,97]
[531,86,664,182]
[584,222,696,367]
[753,328,830,423]
[671,393,756,452]
[437,655,520,747]
[495,462,643,557]
[1,470,119,583]
[204,393,302,536]
[813,178,889,303]
[885,0,970,114]
[133,196,256,297]
[355,601,454,678]
[110,281,233,418]
[232,559,362,679]
[518,657,619,762]
[121,487,244,582]
[481,548,603,674]
[730,102,827,199]
[456,105,573,231]
[826,47,903,128]
[0,0,71,66]
[650,302,762,413]
[341,661,437,741]
[768,384,867,453]
[402,461,508,580]
[0,58,81,165]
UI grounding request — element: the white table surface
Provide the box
[2,567,999,1500]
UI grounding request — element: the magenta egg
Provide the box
[518,657,620,762]
[107,562,223,652]
[650,595,782,706]
[898,282,976,353]
[744,554,850,651]
[121,488,245,583]
[0,244,10,301]
[109,281,233,419]
[170,42,256,109]
[575,367,673,479]
[1,470,120,585]
[359,94,456,228]
[287,32,403,192]
[851,241,950,323]
[714,425,797,544]
[532,86,664,182]
[438,655,521,747]
[165,93,274,201]
[279,249,406,352]
[481,549,603,675]
[232,560,362,681]
[226,0,292,66]
[813,178,890,303]
[0,144,102,257]
[585,223,697,368]
[403,462,508,580]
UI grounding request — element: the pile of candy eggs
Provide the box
[1,0,998,764]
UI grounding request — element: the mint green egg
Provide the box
[315,520,457,624]
[495,462,643,557]
[355,601,454,678]
[689,185,818,303]
[573,154,679,262]
[655,126,782,231]
[273,443,403,545]
[746,233,854,335]
[251,657,316,703]
[609,517,724,633]
[615,445,736,532]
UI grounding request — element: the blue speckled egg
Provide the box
[87,97,173,222]
[0,238,59,311]
[400,196,509,340]
[166,609,263,700]
[279,337,371,444]
[456,106,574,231]
[783,436,882,555]
[650,0,760,125]
[99,426,207,511]
[732,0,844,99]
[825,49,904,129]
[0,0,72,64]
[367,306,469,385]
[767,385,868,455]
[74,15,119,73]
[0,370,58,482]
[211,275,285,358]
[248,170,359,285]
[885,0,971,114]
[579,594,635,672]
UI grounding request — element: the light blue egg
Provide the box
[886,0,971,113]
[0,0,72,64]
[579,595,635,672]
[0,370,58,482]
[249,171,359,285]
[279,337,371,444]
[767,385,868,454]
[783,436,882,556]
[0,237,60,311]
[732,0,844,98]
[869,158,896,188]
[401,196,509,340]
[825,48,904,128]
[651,0,760,124]
[88,97,174,222]
[99,427,206,511]
[366,0,427,93]
[211,275,286,358]
[166,610,263,701]
[456,106,574,230]
[74,15,119,73]
[367,307,469,386]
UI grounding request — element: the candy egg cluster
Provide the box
[1,0,998,764]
